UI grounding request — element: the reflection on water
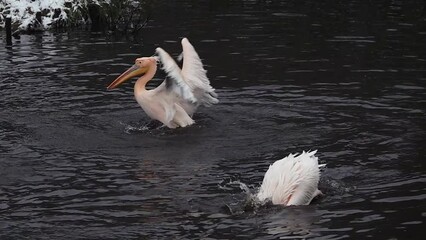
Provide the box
[0,0,425,239]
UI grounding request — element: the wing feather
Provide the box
[155,47,196,103]
[181,38,218,106]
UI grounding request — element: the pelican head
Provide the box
[107,57,158,89]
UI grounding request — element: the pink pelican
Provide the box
[257,150,325,206]
[107,38,218,128]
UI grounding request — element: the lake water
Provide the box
[1,0,425,239]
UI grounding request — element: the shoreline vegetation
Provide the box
[0,0,153,35]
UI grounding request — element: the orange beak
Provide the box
[107,64,149,90]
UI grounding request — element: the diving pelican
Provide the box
[257,150,325,206]
[107,38,218,128]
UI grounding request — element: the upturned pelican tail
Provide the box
[256,150,324,206]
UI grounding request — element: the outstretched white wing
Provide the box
[156,38,218,107]
[181,38,211,91]
[181,38,218,106]
[155,47,196,103]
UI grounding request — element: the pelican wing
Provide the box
[155,47,196,103]
[181,38,218,106]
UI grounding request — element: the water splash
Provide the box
[119,121,149,134]
[218,178,269,214]
[119,120,164,134]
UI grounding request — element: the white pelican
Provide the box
[107,38,218,128]
[257,150,325,206]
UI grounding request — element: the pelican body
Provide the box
[107,38,218,128]
[257,150,324,206]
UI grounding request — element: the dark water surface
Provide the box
[1,0,425,239]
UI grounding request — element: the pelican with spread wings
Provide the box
[107,38,218,128]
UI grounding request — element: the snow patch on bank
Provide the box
[0,0,109,30]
